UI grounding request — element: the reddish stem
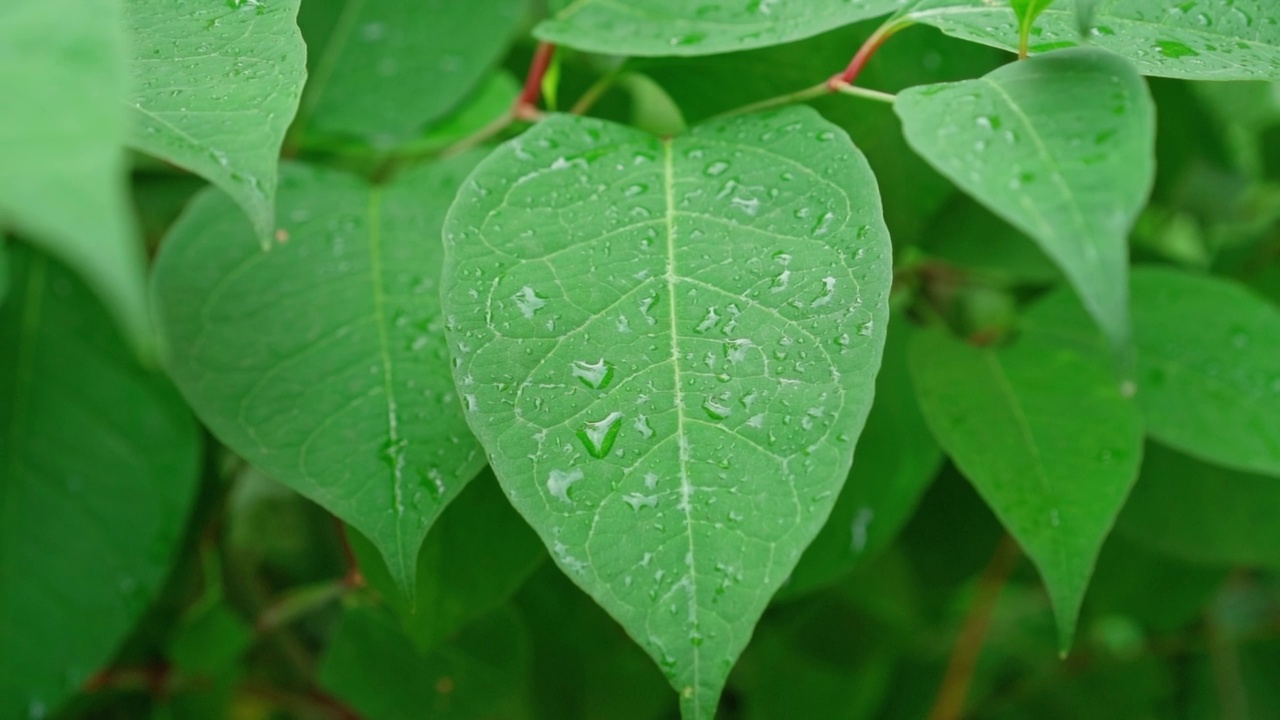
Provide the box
[828,22,905,89]
[330,516,365,589]
[517,42,558,112]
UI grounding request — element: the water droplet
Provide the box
[623,493,659,510]
[704,160,730,176]
[809,276,836,307]
[513,286,547,319]
[571,359,615,389]
[644,472,659,489]
[850,507,874,554]
[723,338,753,364]
[702,397,731,420]
[695,307,720,333]
[547,469,583,503]
[634,414,655,439]
[578,411,623,458]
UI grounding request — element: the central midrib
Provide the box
[661,137,702,714]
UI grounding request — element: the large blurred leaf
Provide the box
[780,320,942,600]
[0,0,148,351]
[441,108,891,718]
[1024,268,1280,477]
[909,328,1144,649]
[919,196,1060,287]
[126,0,307,241]
[1116,443,1280,569]
[297,0,524,147]
[153,157,486,595]
[0,246,201,720]
[535,0,904,57]
[910,0,1280,81]
[348,470,545,652]
[319,604,531,720]
[896,48,1155,350]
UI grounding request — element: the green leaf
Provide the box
[1024,268,1280,478]
[125,0,307,242]
[320,604,532,720]
[779,320,943,600]
[297,0,525,148]
[896,48,1155,350]
[1116,443,1280,569]
[0,246,201,719]
[920,196,1060,287]
[908,328,1144,650]
[534,0,906,57]
[909,0,1280,81]
[0,0,149,352]
[1012,0,1057,56]
[441,107,891,718]
[153,157,487,595]
[348,469,545,652]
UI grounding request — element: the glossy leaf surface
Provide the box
[909,328,1144,649]
[910,0,1280,81]
[298,0,524,147]
[0,0,148,350]
[0,247,201,719]
[153,158,486,594]
[535,0,905,57]
[126,0,307,241]
[1024,268,1280,477]
[442,108,891,717]
[897,48,1155,349]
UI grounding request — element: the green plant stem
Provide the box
[709,83,830,121]
[831,82,897,105]
[927,534,1021,720]
[570,70,623,116]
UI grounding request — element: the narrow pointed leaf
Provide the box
[0,247,201,719]
[153,158,487,594]
[0,0,149,351]
[125,0,307,242]
[908,328,1143,650]
[1024,268,1280,478]
[441,107,891,718]
[1117,443,1280,569]
[896,48,1155,349]
[297,0,524,147]
[909,0,1280,81]
[535,0,905,57]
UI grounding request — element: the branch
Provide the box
[927,534,1021,720]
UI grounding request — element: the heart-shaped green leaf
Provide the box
[1024,268,1280,478]
[153,157,487,594]
[0,246,201,719]
[535,0,905,57]
[441,107,891,718]
[896,48,1155,351]
[910,0,1280,81]
[126,0,307,242]
[297,0,524,148]
[0,0,148,351]
[909,328,1144,650]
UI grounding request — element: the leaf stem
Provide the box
[570,70,623,116]
[829,18,913,87]
[709,83,830,121]
[831,82,897,105]
[517,42,558,111]
[927,534,1021,720]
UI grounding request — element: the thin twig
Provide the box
[708,83,829,122]
[570,71,623,115]
[927,534,1022,720]
[829,18,913,88]
[831,82,897,105]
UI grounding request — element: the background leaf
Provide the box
[319,604,531,720]
[1116,443,1280,569]
[1011,0,1057,55]
[0,0,148,351]
[535,0,905,57]
[442,107,891,718]
[909,0,1280,81]
[0,246,201,719]
[1024,268,1280,477]
[347,470,545,652]
[126,0,307,241]
[153,157,486,594]
[896,48,1155,350]
[909,328,1144,649]
[296,0,525,148]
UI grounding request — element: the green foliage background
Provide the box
[2,0,1280,718]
